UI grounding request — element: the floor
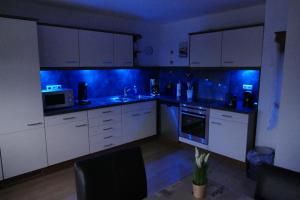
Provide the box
[0,138,255,200]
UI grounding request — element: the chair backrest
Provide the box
[255,164,300,200]
[74,146,147,200]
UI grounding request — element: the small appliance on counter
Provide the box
[227,94,237,108]
[242,84,254,108]
[150,79,160,96]
[42,85,74,110]
[78,82,91,105]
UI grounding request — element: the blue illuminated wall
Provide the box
[40,69,159,98]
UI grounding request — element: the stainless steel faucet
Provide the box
[123,86,131,97]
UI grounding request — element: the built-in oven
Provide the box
[179,104,209,145]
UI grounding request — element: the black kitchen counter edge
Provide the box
[44,96,257,116]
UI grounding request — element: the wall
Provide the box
[273,0,300,172]
[157,5,265,66]
[0,0,161,66]
[255,0,289,149]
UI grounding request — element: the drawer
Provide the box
[89,135,122,153]
[210,109,248,123]
[45,111,88,127]
[88,106,121,119]
[89,123,122,137]
[122,101,156,113]
[89,115,121,127]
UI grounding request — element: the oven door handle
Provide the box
[181,112,206,118]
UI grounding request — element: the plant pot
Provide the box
[193,184,206,199]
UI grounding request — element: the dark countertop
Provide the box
[44,95,257,116]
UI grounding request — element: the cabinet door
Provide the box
[114,34,133,66]
[209,118,248,162]
[46,121,89,165]
[38,25,79,67]
[139,109,157,139]
[0,18,44,135]
[190,32,222,67]
[122,112,140,143]
[0,128,47,179]
[222,26,263,67]
[79,30,114,67]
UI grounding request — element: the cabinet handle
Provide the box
[102,111,112,114]
[103,119,113,122]
[104,135,113,139]
[75,124,88,128]
[124,61,132,64]
[132,113,140,117]
[191,61,200,64]
[65,60,78,64]
[27,122,43,126]
[211,121,222,125]
[144,111,151,115]
[103,127,113,131]
[103,61,112,64]
[221,114,232,118]
[63,117,76,120]
[223,61,234,64]
[104,143,113,148]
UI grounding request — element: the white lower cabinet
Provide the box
[122,101,157,143]
[209,109,249,162]
[45,112,89,165]
[0,128,47,179]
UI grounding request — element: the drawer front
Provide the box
[88,106,121,119]
[45,111,88,127]
[89,135,122,153]
[209,109,248,123]
[89,123,122,137]
[89,115,121,127]
[122,101,156,113]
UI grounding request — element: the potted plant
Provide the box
[193,147,210,199]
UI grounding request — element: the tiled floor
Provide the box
[0,138,255,200]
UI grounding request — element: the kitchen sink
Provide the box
[106,95,154,103]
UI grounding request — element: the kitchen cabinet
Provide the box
[114,34,133,66]
[209,109,255,162]
[79,30,114,67]
[0,17,45,135]
[222,26,264,67]
[160,104,179,141]
[45,112,89,165]
[190,32,222,67]
[122,101,157,143]
[0,128,47,179]
[88,106,123,153]
[0,153,2,180]
[38,25,79,67]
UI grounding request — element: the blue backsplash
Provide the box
[40,68,260,103]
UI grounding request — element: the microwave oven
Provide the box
[42,89,74,110]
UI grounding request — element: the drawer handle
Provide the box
[211,121,222,125]
[103,127,113,131]
[222,114,232,118]
[65,60,78,64]
[63,117,76,120]
[102,111,112,114]
[103,119,113,122]
[191,61,200,64]
[75,124,88,128]
[144,111,151,115]
[104,143,113,148]
[103,61,112,64]
[132,114,140,117]
[104,135,113,139]
[223,61,234,64]
[124,61,132,64]
[27,122,43,126]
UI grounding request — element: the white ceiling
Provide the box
[29,0,265,23]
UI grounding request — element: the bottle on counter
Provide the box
[176,82,181,98]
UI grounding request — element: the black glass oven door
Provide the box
[181,113,206,140]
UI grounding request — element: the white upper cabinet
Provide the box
[38,25,79,67]
[0,17,44,134]
[114,34,133,66]
[222,26,264,67]
[190,32,222,67]
[79,30,114,67]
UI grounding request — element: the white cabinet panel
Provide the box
[38,25,79,67]
[0,17,44,135]
[89,135,122,153]
[79,30,114,67]
[190,32,222,67]
[0,128,47,179]
[122,112,141,143]
[88,106,121,119]
[114,34,133,66]
[45,121,89,165]
[139,109,157,139]
[222,26,263,67]
[45,111,87,127]
[209,117,248,162]
[89,115,122,128]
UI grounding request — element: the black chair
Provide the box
[74,146,147,200]
[255,164,300,200]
